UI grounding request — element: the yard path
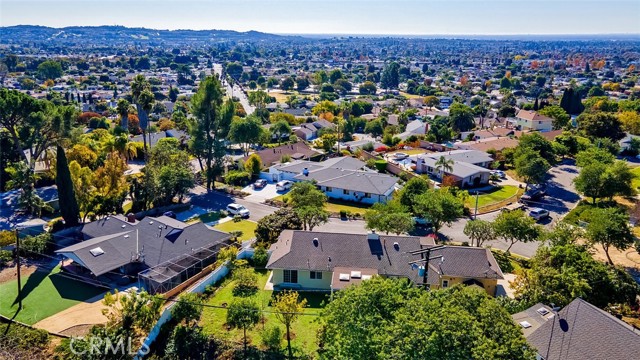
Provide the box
[33,291,108,334]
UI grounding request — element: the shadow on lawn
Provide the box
[49,273,104,301]
[269,291,330,308]
[11,267,52,307]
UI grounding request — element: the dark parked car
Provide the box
[253,179,267,189]
[520,184,546,204]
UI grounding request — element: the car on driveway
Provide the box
[276,180,293,192]
[528,208,550,221]
[412,216,432,228]
[520,184,546,204]
[491,170,506,179]
[226,203,250,218]
[253,179,267,189]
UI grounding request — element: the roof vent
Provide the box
[350,271,362,279]
[89,247,104,257]
[124,234,129,238]
[313,238,319,247]
[367,231,379,241]
[519,321,532,329]
[121,224,126,228]
[339,273,350,281]
[536,308,550,316]
[393,242,399,250]
[149,221,154,225]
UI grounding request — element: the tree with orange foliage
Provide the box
[460,75,469,86]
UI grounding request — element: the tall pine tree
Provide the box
[55,145,80,226]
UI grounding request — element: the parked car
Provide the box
[520,184,546,203]
[253,179,267,189]
[501,202,525,212]
[528,208,550,221]
[226,203,250,218]
[276,180,293,192]
[491,170,506,179]
[412,216,432,228]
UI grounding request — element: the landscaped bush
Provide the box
[374,159,387,172]
[48,218,66,233]
[232,267,259,297]
[19,233,52,257]
[252,247,269,268]
[88,116,109,129]
[0,230,16,247]
[491,250,514,273]
[261,326,283,352]
[0,250,13,267]
[225,170,251,186]
[0,322,49,353]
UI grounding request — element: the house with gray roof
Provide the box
[266,230,503,295]
[56,215,232,291]
[413,149,493,188]
[515,298,640,360]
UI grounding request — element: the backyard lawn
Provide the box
[0,265,106,324]
[466,185,521,211]
[631,167,640,190]
[200,268,326,355]
[274,194,370,215]
[213,220,258,241]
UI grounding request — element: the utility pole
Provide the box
[409,245,444,289]
[15,228,22,310]
[474,191,480,220]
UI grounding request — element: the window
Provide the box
[325,187,332,192]
[343,189,350,195]
[310,271,323,280]
[442,280,449,288]
[283,269,298,283]
[364,193,371,198]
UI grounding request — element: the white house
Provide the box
[509,110,553,132]
[413,150,493,188]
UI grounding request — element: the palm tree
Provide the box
[130,75,153,158]
[435,156,454,181]
[116,98,130,129]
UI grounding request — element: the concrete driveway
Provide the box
[526,159,580,224]
[242,183,281,203]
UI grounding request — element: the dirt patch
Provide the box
[586,242,640,270]
[0,263,39,284]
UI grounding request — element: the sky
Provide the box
[1,0,639,35]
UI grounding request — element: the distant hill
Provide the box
[0,25,300,45]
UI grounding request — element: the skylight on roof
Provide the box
[339,273,350,281]
[90,247,104,257]
[350,271,362,279]
[537,307,550,316]
[519,321,532,328]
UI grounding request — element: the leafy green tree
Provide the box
[116,98,130,129]
[448,102,475,132]
[577,111,625,141]
[435,155,454,179]
[131,75,155,156]
[413,188,464,236]
[397,176,430,210]
[232,267,259,297]
[288,182,329,231]
[270,119,291,144]
[171,292,203,326]
[55,145,80,226]
[517,132,556,163]
[229,115,263,156]
[226,298,261,356]
[539,105,571,130]
[255,208,303,245]
[559,87,584,115]
[244,154,262,177]
[37,60,63,80]
[145,138,195,206]
[190,76,235,190]
[280,77,295,92]
[359,81,377,95]
[583,207,634,265]
[273,291,308,360]
[102,289,164,340]
[364,119,384,136]
[575,147,615,168]
[463,219,496,247]
[164,325,216,360]
[513,242,639,309]
[318,277,535,360]
[380,62,400,90]
[493,210,541,252]
[296,77,310,91]
[5,161,51,216]
[364,200,414,235]
[514,147,550,186]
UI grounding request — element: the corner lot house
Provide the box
[414,150,493,188]
[242,142,322,169]
[56,215,232,293]
[266,230,504,295]
[509,109,554,132]
[513,298,640,360]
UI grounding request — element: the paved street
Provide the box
[212,63,255,115]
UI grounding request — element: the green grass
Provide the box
[200,268,325,355]
[631,167,640,190]
[0,265,106,325]
[466,185,520,209]
[274,195,371,215]
[199,212,225,224]
[213,220,258,241]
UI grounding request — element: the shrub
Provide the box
[233,215,243,223]
[362,142,374,152]
[252,246,269,268]
[339,210,348,218]
[0,250,13,267]
[374,146,389,153]
[48,218,66,233]
[88,116,109,129]
[0,322,49,351]
[19,233,51,257]
[261,326,283,352]
[158,118,176,131]
[374,159,387,172]
[0,230,16,247]
[491,250,514,273]
[225,170,251,186]
[232,267,259,297]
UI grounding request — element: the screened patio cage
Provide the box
[138,242,228,294]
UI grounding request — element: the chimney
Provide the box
[367,231,379,241]
[127,213,136,223]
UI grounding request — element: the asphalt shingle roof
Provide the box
[527,298,640,360]
[294,168,398,195]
